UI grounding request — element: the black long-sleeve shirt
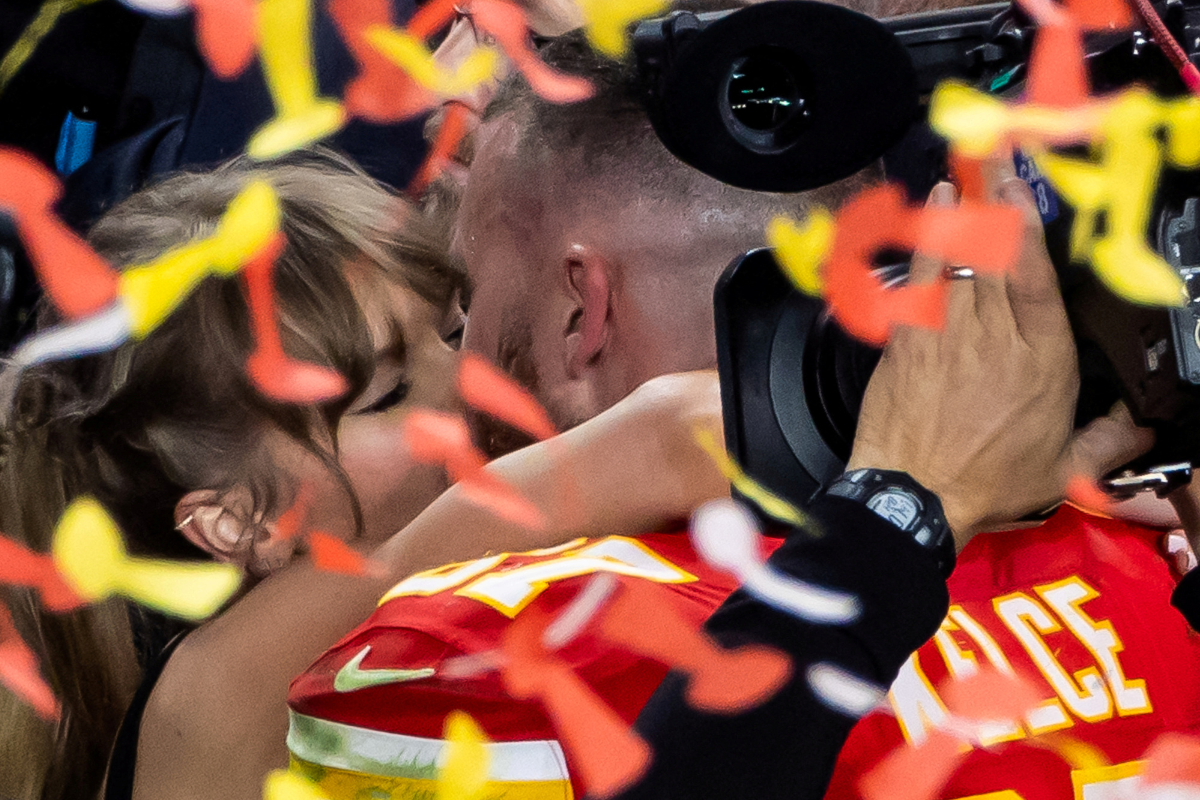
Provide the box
[609,494,950,800]
[1173,567,1200,632]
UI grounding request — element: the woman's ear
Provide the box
[175,488,300,577]
[175,490,254,566]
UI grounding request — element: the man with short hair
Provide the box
[455,32,873,451]
[288,17,1200,800]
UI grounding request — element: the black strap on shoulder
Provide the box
[104,632,188,800]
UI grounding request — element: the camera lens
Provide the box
[720,47,811,154]
[727,55,801,130]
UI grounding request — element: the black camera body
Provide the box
[634,0,1200,507]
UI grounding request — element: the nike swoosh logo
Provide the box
[334,646,436,692]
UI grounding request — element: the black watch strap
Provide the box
[823,468,956,578]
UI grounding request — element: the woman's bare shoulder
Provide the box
[132,623,290,800]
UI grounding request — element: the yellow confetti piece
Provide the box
[929,81,1098,158]
[1031,90,1186,307]
[692,427,818,535]
[1032,732,1109,771]
[767,211,835,296]
[52,497,241,620]
[0,0,102,96]
[119,180,281,338]
[437,711,491,800]
[365,26,501,97]
[931,81,1189,308]
[577,0,670,57]
[247,0,346,160]
[263,769,331,800]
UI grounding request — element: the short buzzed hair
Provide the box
[482,26,878,250]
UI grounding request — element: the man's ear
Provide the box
[563,245,612,378]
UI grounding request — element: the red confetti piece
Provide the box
[859,729,966,800]
[330,0,436,122]
[406,0,459,39]
[1142,733,1200,786]
[244,234,349,404]
[458,352,557,441]
[0,604,60,721]
[501,605,652,797]
[469,0,595,103]
[403,410,545,528]
[274,482,314,541]
[193,0,258,79]
[1026,22,1089,108]
[1065,474,1113,515]
[0,148,119,319]
[0,533,84,613]
[600,579,791,713]
[940,667,1042,723]
[408,101,471,198]
[307,531,383,576]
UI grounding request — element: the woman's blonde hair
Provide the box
[0,148,456,800]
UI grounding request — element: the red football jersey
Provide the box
[288,532,780,799]
[824,505,1200,800]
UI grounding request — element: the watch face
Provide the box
[865,488,922,531]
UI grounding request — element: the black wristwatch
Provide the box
[823,468,957,578]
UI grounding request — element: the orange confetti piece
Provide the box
[917,202,1025,273]
[0,604,59,721]
[403,410,545,528]
[1142,733,1200,786]
[1066,0,1133,30]
[330,0,436,122]
[458,473,547,529]
[408,101,471,197]
[458,352,557,441]
[0,534,83,612]
[823,184,1025,345]
[1065,474,1113,514]
[600,579,791,713]
[1026,22,1089,108]
[406,0,459,38]
[501,605,652,797]
[469,0,595,103]
[243,234,349,404]
[0,148,119,319]
[859,730,966,800]
[403,409,487,474]
[949,151,986,204]
[824,186,946,346]
[940,667,1043,723]
[274,482,315,541]
[193,0,258,79]
[307,531,382,576]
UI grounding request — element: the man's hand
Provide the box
[848,171,1082,550]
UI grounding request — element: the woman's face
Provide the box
[271,272,462,550]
